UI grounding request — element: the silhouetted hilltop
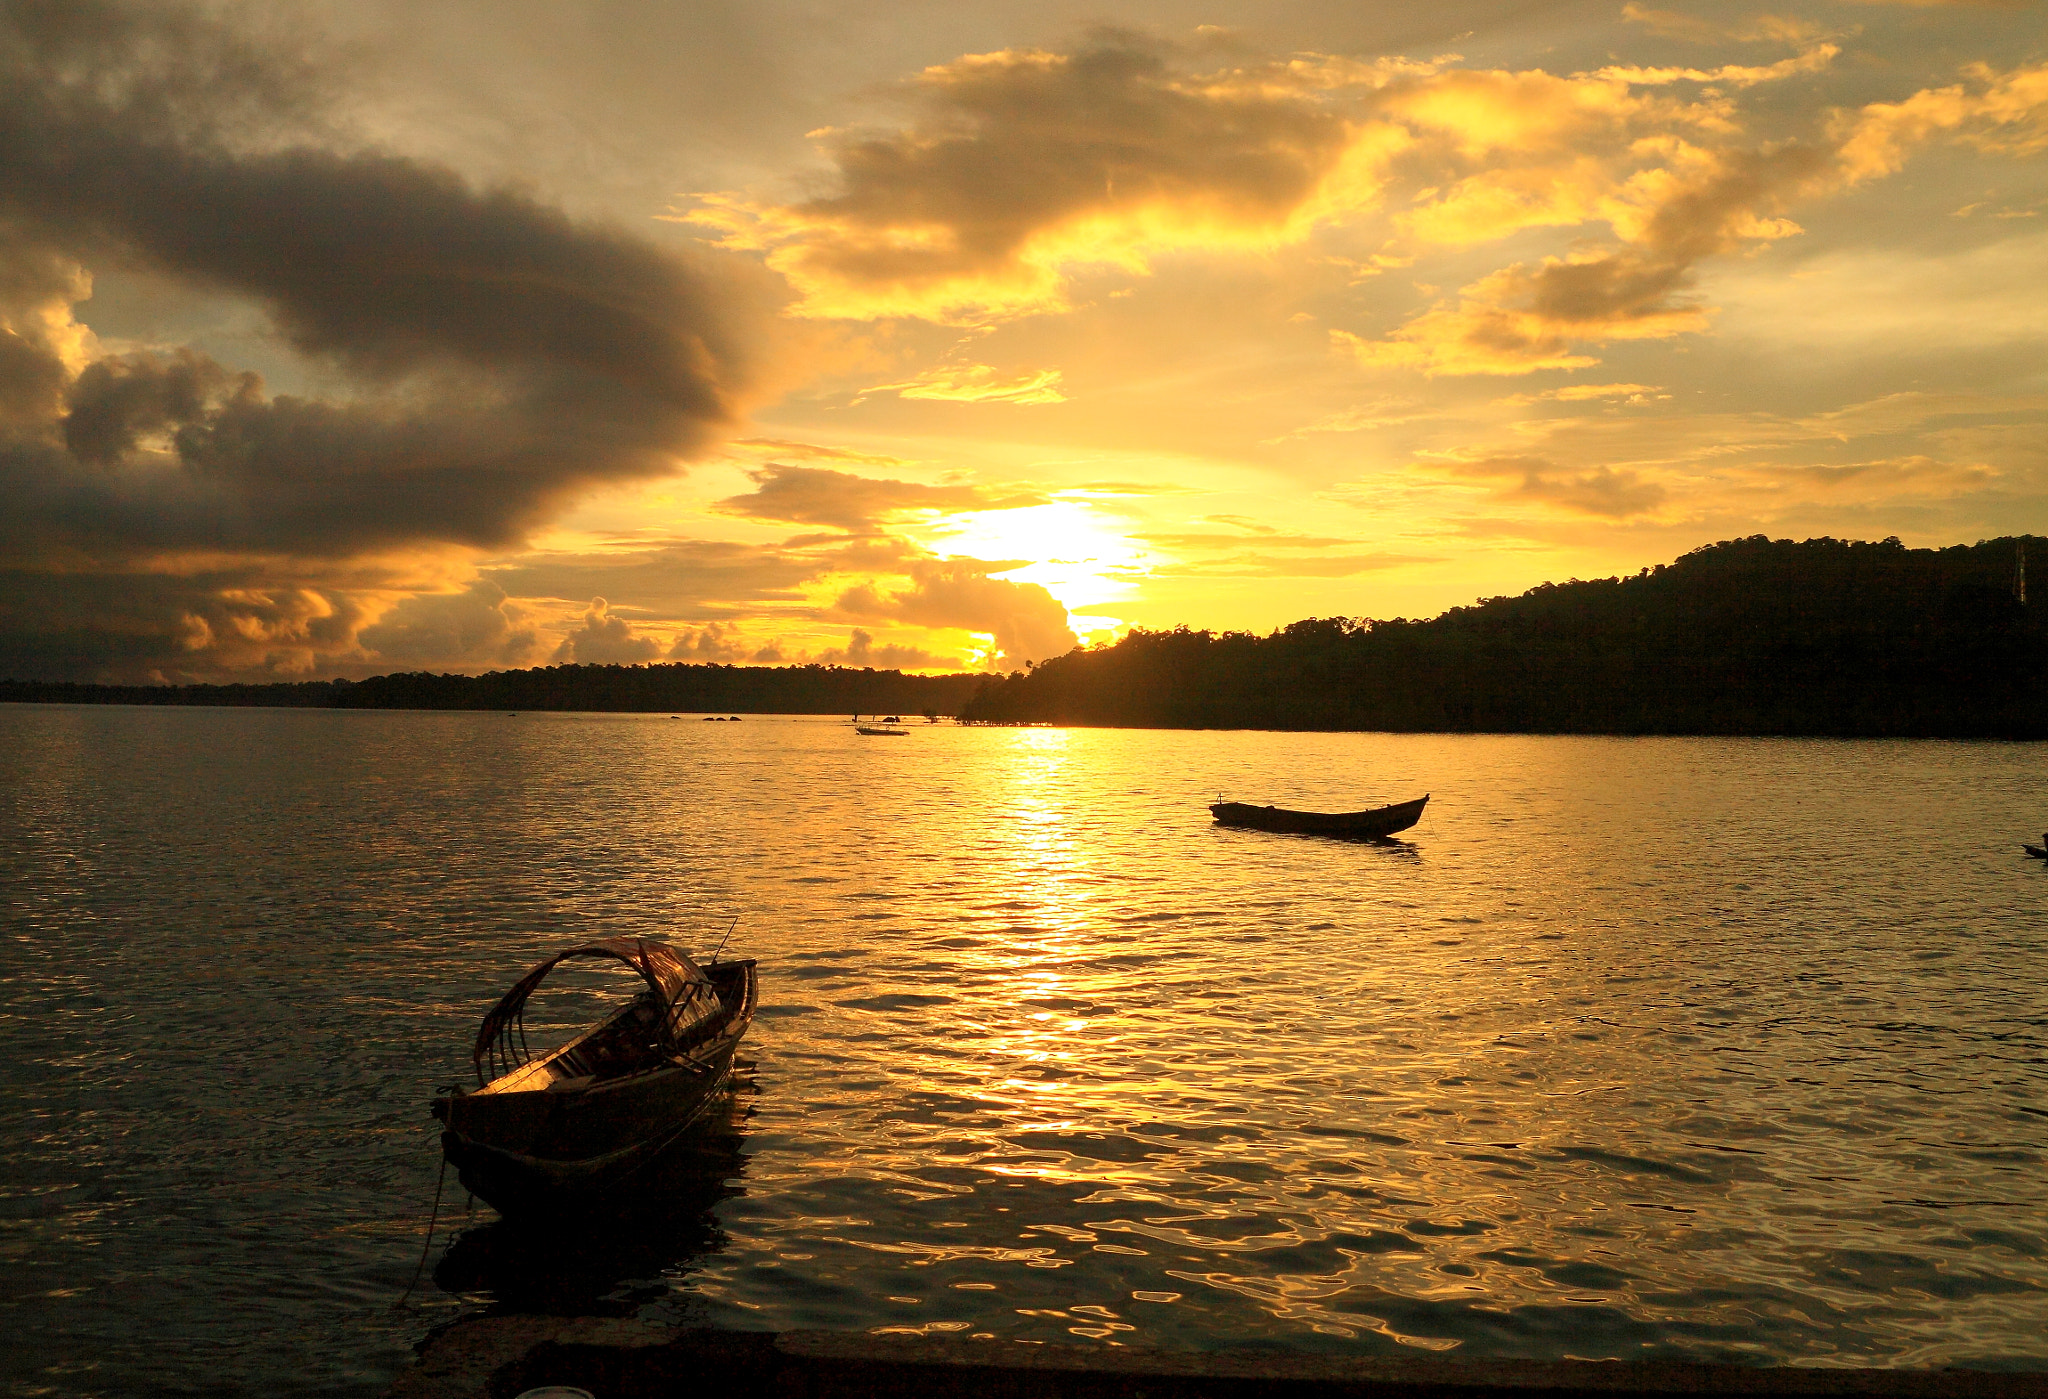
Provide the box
[0,661,987,716]
[959,535,2046,737]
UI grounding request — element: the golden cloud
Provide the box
[681,34,1417,323]
[1349,140,1828,374]
[1425,453,1670,518]
[681,31,1873,338]
[1587,48,1840,91]
[859,364,1067,404]
[1834,62,2048,184]
[1496,383,1670,406]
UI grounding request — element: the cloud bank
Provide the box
[0,0,768,680]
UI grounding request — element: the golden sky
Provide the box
[2,0,2044,681]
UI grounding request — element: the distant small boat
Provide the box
[855,724,908,736]
[432,937,756,1217]
[1210,795,1429,839]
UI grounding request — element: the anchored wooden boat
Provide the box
[1209,794,1429,838]
[433,937,756,1217]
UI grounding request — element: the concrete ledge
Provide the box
[384,1321,2048,1399]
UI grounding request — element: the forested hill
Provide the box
[0,661,987,716]
[958,536,2047,738]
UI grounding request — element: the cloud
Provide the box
[1344,142,1827,373]
[1619,5,1830,45]
[678,28,1860,365]
[683,32,1405,322]
[0,0,771,680]
[726,437,912,468]
[715,463,1045,532]
[483,537,853,617]
[1270,397,1436,438]
[1138,529,1362,549]
[1833,62,2048,184]
[1734,454,1998,497]
[811,626,959,670]
[356,579,542,669]
[1344,60,2048,375]
[666,621,753,662]
[859,364,1067,404]
[1431,454,1669,517]
[1585,49,1839,91]
[1148,552,1428,577]
[551,597,661,664]
[833,557,1077,665]
[0,560,384,682]
[1494,382,1670,406]
[1062,480,1208,495]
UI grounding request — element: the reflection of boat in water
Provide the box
[432,938,756,1217]
[434,1087,750,1309]
[1209,794,1429,839]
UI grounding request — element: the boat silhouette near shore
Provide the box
[432,937,756,1217]
[1209,794,1429,839]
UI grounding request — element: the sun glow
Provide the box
[921,502,1152,616]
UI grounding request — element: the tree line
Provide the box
[957,535,2046,738]
[0,661,988,716]
[8,536,2041,737]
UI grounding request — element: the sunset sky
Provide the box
[2,0,2043,682]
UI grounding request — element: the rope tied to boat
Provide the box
[391,1150,449,1311]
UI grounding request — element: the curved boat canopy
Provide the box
[473,937,715,1080]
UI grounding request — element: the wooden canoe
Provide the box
[432,938,756,1217]
[1209,794,1429,838]
[2025,844,2047,860]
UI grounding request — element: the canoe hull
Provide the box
[1209,795,1429,838]
[436,959,756,1217]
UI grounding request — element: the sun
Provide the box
[917,501,1151,619]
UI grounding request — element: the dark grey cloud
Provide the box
[0,0,772,679]
[354,579,540,669]
[0,558,378,683]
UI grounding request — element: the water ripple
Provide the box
[2,710,2045,1394]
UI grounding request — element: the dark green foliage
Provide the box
[959,535,2047,737]
[0,661,987,716]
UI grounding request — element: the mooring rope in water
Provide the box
[392,1151,449,1311]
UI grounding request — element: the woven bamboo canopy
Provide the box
[473,937,713,1082]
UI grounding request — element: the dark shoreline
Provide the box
[385,1321,2048,1399]
[11,534,2044,739]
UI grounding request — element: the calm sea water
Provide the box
[2,705,2044,1398]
